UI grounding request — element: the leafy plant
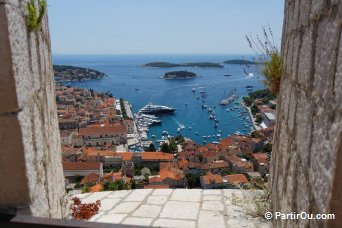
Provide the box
[27,0,47,32]
[70,197,101,220]
[246,25,282,95]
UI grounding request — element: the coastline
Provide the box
[241,101,262,131]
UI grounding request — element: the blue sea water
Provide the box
[53,54,265,144]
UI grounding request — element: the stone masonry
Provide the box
[71,189,270,228]
[270,0,341,227]
[0,0,65,218]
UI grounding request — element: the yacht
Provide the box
[139,102,176,114]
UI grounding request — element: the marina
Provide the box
[54,54,264,145]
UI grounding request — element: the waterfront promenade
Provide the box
[241,101,262,131]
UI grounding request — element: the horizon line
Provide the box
[52,53,256,56]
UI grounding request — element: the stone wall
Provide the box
[270,0,341,227]
[0,0,65,218]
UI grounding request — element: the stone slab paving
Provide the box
[69,189,271,227]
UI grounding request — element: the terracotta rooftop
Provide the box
[219,138,234,149]
[201,172,223,185]
[200,161,230,170]
[225,174,249,184]
[79,124,126,136]
[160,168,185,181]
[144,184,170,189]
[80,173,100,185]
[63,161,101,171]
[252,152,269,164]
[140,152,174,161]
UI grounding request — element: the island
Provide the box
[162,71,197,80]
[141,62,224,68]
[53,65,106,82]
[223,59,258,65]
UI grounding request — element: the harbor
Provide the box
[131,84,257,149]
[55,54,264,146]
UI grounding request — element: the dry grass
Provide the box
[231,180,271,218]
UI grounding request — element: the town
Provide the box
[56,83,276,194]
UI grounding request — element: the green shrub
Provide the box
[246,26,282,95]
[27,0,47,32]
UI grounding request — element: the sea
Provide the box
[53,54,265,145]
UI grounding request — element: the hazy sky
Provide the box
[47,0,284,55]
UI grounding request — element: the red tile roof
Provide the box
[252,152,269,164]
[149,177,163,184]
[141,152,173,161]
[219,138,234,149]
[79,124,126,136]
[225,174,248,184]
[80,173,99,185]
[201,172,223,185]
[144,184,170,189]
[62,162,101,171]
[200,161,230,170]
[160,169,185,181]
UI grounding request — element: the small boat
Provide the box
[177,128,181,132]
[209,114,215,119]
[214,123,218,128]
[202,104,207,109]
[224,74,231,76]
[192,88,196,92]
[216,134,221,137]
[195,132,199,135]
[151,134,156,138]
[188,126,192,130]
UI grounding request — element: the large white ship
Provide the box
[139,102,176,114]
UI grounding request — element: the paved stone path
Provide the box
[71,189,271,227]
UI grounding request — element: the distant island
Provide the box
[142,62,224,68]
[162,71,198,80]
[53,65,106,82]
[223,59,258,65]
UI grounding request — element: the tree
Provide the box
[262,143,272,152]
[198,154,204,163]
[256,115,263,124]
[243,96,253,107]
[145,143,156,152]
[185,173,201,189]
[130,180,136,190]
[161,143,170,153]
[251,104,259,115]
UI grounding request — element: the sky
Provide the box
[47,0,284,55]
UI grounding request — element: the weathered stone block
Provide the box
[160,201,200,220]
[170,189,202,202]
